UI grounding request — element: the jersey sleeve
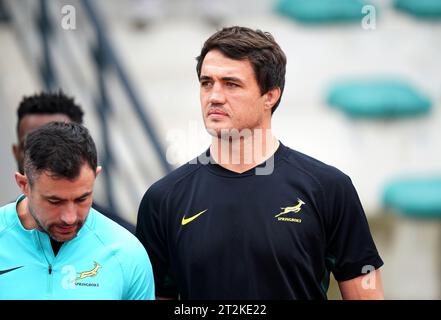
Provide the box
[136,184,179,299]
[322,173,384,282]
[123,239,155,300]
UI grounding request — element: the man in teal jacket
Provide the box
[0,122,154,299]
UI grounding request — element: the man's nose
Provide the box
[60,203,77,225]
[208,82,226,105]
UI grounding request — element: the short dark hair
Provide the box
[17,91,84,134]
[24,122,97,185]
[196,26,287,113]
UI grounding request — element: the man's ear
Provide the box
[95,166,102,177]
[264,87,281,111]
[15,172,29,196]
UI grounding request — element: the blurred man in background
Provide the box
[136,26,384,300]
[11,91,135,233]
[0,122,154,299]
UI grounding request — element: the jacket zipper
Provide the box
[48,263,53,294]
[36,233,54,296]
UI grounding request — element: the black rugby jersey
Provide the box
[136,142,383,299]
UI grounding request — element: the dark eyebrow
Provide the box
[43,195,65,201]
[221,77,243,83]
[75,192,92,200]
[43,192,92,202]
[199,75,244,84]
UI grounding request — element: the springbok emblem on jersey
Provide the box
[275,199,306,218]
[75,261,101,281]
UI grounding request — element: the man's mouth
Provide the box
[208,109,228,117]
[54,225,76,234]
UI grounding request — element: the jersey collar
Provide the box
[202,141,287,178]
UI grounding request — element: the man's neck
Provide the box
[18,199,64,255]
[16,197,38,230]
[210,130,279,173]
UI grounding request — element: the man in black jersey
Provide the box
[136,26,384,299]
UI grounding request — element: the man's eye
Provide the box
[48,200,60,205]
[226,82,239,88]
[201,81,212,88]
[76,197,88,203]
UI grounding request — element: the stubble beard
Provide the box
[28,205,83,242]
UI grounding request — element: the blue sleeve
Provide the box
[123,239,155,300]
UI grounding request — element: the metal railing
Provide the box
[7,0,171,219]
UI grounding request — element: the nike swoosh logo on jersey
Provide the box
[181,209,208,226]
[0,266,23,276]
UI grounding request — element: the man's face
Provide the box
[13,114,72,174]
[19,164,99,242]
[199,50,271,137]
